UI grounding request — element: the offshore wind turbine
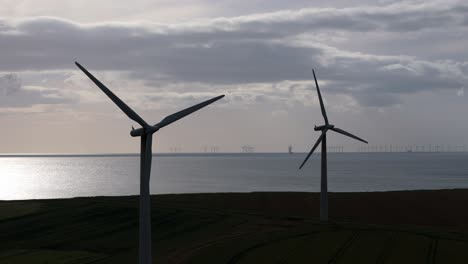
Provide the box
[299,69,368,222]
[75,62,224,264]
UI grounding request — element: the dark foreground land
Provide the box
[2,190,468,263]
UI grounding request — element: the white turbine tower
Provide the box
[299,69,368,222]
[75,62,224,264]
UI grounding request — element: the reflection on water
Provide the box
[1,153,468,200]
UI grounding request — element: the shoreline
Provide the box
[3,187,467,201]
[1,152,465,158]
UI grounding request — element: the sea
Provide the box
[1,152,468,200]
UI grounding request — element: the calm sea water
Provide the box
[1,153,468,200]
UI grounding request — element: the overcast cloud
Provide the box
[0,0,467,153]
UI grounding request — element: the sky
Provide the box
[0,0,467,153]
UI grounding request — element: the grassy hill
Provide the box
[1,190,468,263]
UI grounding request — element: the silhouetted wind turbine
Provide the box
[299,69,368,222]
[75,62,224,264]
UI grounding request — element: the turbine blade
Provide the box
[75,62,149,128]
[331,127,368,144]
[299,132,325,169]
[312,69,329,124]
[156,95,225,129]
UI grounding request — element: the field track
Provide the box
[1,190,468,263]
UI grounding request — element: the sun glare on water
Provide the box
[0,158,42,200]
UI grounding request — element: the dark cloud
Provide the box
[0,73,20,96]
[0,1,467,108]
[0,1,467,70]
[0,73,76,108]
[355,93,400,107]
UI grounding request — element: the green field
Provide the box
[1,191,468,263]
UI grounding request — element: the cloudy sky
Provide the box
[0,0,467,153]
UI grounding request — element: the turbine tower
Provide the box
[75,62,224,264]
[299,69,368,222]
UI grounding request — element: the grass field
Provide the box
[1,190,468,263]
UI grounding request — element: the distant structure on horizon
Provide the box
[211,146,220,153]
[241,145,255,153]
[203,145,219,153]
[328,145,344,152]
[358,144,468,153]
[170,146,182,153]
[288,145,293,154]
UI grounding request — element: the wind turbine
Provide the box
[299,69,368,222]
[75,62,224,264]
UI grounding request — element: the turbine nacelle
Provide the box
[130,126,160,137]
[314,124,334,131]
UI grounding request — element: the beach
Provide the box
[1,190,468,263]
